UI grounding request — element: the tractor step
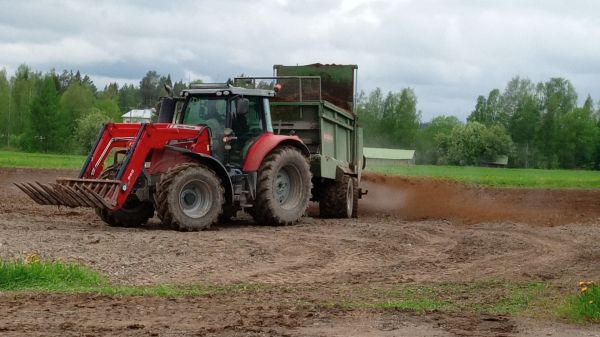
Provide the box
[14,178,121,210]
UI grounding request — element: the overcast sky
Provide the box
[1,0,599,120]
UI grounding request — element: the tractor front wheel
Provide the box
[95,164,155,227]
[156,163,224,231]
[95,198,155,228]
[252,146,311,226]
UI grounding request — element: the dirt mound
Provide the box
[361,172,600,225]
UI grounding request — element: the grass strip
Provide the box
[333,281,548,316]
[558,282,600,323]
[369,165,600,189]
[0,150,85,170]
[0,259,104,291]
[0,259,261,297]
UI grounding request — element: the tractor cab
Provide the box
[159,84,275,168]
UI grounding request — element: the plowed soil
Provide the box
[1,168,600,336]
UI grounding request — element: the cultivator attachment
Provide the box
[14,178,121,210]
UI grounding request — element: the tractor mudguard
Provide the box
[242,133,310,172]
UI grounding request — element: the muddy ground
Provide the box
[1,168,600,336]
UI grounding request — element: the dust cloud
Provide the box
[360,172,600,225]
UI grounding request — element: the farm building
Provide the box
[364,147,415,168]
[481,155,509,168]
[122,109,153,123]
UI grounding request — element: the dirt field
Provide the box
[1,168,600,336]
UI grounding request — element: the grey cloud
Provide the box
[1,0,600,120]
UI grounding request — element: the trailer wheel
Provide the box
[252,146,311,226]
[157,163,224,231]
[352,177,359,218]
[319,175,353,218]
[95,164,154,227]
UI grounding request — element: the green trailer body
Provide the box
[269,64,365,195]
[234,63,366,217]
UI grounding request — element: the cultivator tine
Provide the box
[15,178,121,210]
[14,183,47,205]
[50,183,85,208]
[25,182,56,205]
[59,183,89,207]
[74,184,108,209]
[36,182,68,206]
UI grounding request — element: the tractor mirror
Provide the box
[236,98,249,115]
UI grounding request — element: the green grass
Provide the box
[0,258,261,297]
[336,281,548,315]
[0,150,85,170]
[559,283,600,323]
[376,285,454,312]
[0,259,104,291]
[370,165,600,189]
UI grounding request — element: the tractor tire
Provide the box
[156,163,224,231]
[252,146,311,226]
[155,163,197,228]
[95,198,155,228]
[319,174,354,219]
[95,164,154,227]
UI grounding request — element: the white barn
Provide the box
[364,147,416,168]
[122,109,154,123]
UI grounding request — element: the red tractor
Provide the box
[16,84,313,230]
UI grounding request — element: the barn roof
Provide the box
[122,109,153,119]
[363,147,415,160]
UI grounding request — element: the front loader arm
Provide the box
[16,123,210,211]
[109,123,209,208]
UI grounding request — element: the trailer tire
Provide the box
[352,177,359,218]
[157,163,224,231]
[319,175,353,219]
[252,146,311,226]
[95,164,154,227]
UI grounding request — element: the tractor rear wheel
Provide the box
[156,163,224,231]
[252,146,311,226]
[95,164,154,227]
[319,175,353,218]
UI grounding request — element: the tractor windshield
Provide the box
[182,97,227,126]
[182,96,227,160]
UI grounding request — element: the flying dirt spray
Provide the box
[359,172,600,225]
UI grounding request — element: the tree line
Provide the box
[1,64,599,169]
[357,77,600,169]
[0,64,186,153]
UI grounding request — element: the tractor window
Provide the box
[182,96,227,160]
[182,97,227,126]
[232,97,264,139]
[228,97,265,167]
